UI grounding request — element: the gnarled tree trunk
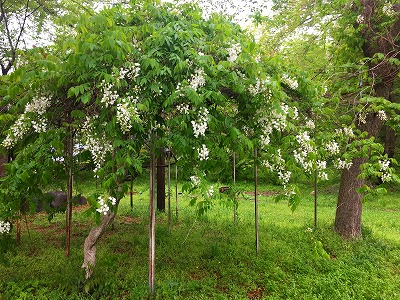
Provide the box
[82,211,116,279]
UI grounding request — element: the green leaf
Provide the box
[71,110,86,119]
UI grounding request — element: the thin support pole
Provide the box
[313,116,318,229]
[314,169,318,229]
[175,165,178,218]
[65,125,73,258]
[254,147,259,255]
[149,148,156,296]
[130,176,134,211]
[167,152,171,234]
[16,211,21,244]
[233,152,237,224]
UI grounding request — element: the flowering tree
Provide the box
[0,0,343,291]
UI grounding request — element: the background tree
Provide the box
[261,0,400,239]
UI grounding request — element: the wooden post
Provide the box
[167,151,171,234]
[254,147,259,255]
[149,147,156,296]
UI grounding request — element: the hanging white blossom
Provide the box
[96,196,110,215]
[189,68,206,91]
[377,110,387,121]
[197,144,209,161]
[191,107,209,138]
[190,175,201,186]
[227,43,241,62]
[0,221,11,234]
[326,140,340,155]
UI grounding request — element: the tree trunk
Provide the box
[334,0,399,239]
[82,211,116,279]
[156,155,165,211]
[384,126,396,158]
[334,158,366,239]
[0,155,7,177]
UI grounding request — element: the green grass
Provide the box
[0,177,399,300]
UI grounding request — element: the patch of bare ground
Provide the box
[246,286,266,299]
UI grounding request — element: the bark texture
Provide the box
[384,126,396,158]
[82,211,116,279]
[335,158,365,239]
[335,1,400,239]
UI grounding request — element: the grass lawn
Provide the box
[0,176,399,299]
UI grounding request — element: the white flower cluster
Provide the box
[118,63,141,81]
[271,104,289,131]
[25,95,51,115]
[0,221,11,234]
[335,127,354,138]
[305,119,315,130]
[382,4,396,17]
[206,186,214,198]
[381,173,392,182]
[175,82,185,98]
[378,160,390,171]
[260,134,270,147]
[96,196,117,215]
[197,144,209,161]
[278,170,292,187]
[248,77,270,96]
[32,117,47,133]
[82,117,113,174]
[377,110,387,121]
[227,43,241,62]
[257,104,290,148]
[271,149,292,188]
[358,113,366,124]
[378,159,392,182]
[2,94,52,148]
[325,141,339,155]
[357,14,365,24]
[191,107,209,138]
[190,175,201,186]
[294,131,315,174]
[189,68,206,91]
[176,103,190,114]
[296,131,314,152]
[281,74,298,90]
[316,160,328,180]
[292,106,299,120]
[1,115,31,148]
[294,149,313,174]
[334,158,353,170]
[116,98,139,134]
[86,136,113,173]
[100,80,119,107]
